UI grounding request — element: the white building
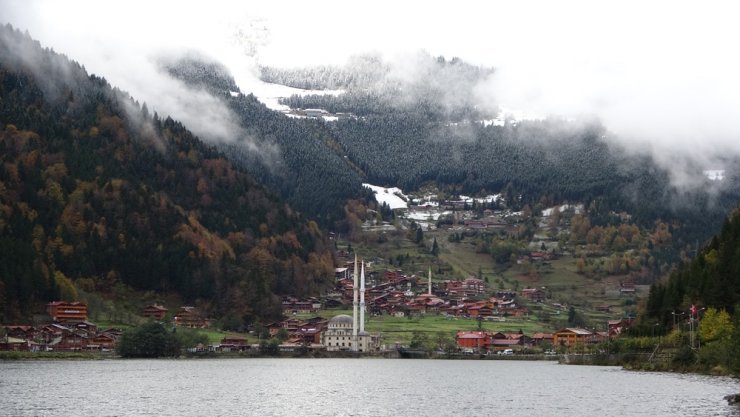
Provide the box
[323,256,374,352]
[322,314,370,351]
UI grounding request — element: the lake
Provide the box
[1,359,739,416]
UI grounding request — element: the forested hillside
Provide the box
[263,57,740,247]
[162,56,370,229]
[168,52,740,250]
[267,53,497,121]
[642,207,740,374]
[0,25,334,325]
[647,207,740,321]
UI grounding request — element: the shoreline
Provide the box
[3,350,736,379]
[0,350,562,361]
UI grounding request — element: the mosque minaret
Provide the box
[359,260,366,336]
[324,254,371,352]
[352,254,359,351]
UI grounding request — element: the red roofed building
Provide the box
[47,301,88,322]
[456,331,490,351]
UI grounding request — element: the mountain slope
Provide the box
[261,57,740,247]
[0,24,333,325]
[647,207,740,322]
[161,55,370,230]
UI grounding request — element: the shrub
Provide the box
[116,322,181,358]
[672,344,696,366]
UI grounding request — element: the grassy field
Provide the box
[434,233,498,279]
[432,225,643,322]
[93,320,255,345]
[294,308,550,347]
[365,314,548,346]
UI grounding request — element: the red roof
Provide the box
[456,331,487,339]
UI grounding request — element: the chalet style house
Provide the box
[142,304,168,320]
[47,301,88,322]
[553,328,597,347]
[173,306,208,328]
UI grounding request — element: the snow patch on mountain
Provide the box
[363,183,408,210]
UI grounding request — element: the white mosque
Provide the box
[323,255,372,352]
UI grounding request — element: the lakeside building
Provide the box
[323,256,374,352]
[47,301,88,322]
[553,328,594,347]
[323,314,359,351]
[456,331,489,351]
[1,322,122,352]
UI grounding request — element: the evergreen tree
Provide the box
[415,227,424,245]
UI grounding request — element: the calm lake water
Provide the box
[1,358,739,416]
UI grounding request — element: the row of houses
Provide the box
[1,322,121,352]
[332,267,531,318]
[48,301,208,328]
[210,314,380,353]
[0,301,213,353]
[455,319,634,353]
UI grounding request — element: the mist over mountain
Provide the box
[257,56,740,243]
[261,52,497,121]
[156,48,740,246]
[160,54,370,228]
[5,1,740,204]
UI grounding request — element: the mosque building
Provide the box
[322,255,372,352]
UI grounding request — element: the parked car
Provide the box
[498,349,514,355]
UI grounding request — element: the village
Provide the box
[0,254,635,357]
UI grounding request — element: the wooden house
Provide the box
[463,278,486,295]
[532,332,554,346]
[0,336,32,352]
[142,304,168,320]
[521,288,545,302]
[456,331,489,351]
[89,333,116,350]
[173,306,208,328]
[553,328,594,347]
[47,301,88,322]
[4,325,35,340]
[220,336,249,352]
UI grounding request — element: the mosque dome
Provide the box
[328,314,354,328]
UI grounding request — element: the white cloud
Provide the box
[3,0,740,174]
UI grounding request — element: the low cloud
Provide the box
[3,0,740,191]
[1,0,279,163]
